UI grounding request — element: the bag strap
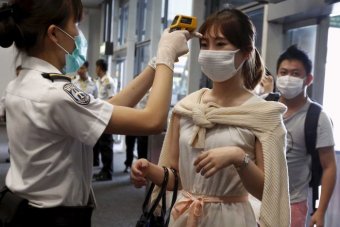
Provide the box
[305,102,321,156]
[142,166,169,219]
[160,180,167,219]
[165,168,179,226]
[304,101,322,213]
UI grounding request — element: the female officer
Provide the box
[0,0,195,226]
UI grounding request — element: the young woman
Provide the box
[131,8,290,227]
[0,0,195,226]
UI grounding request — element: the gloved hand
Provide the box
[156,28,191,70]
[148,57,157,70]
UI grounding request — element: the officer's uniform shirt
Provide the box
[97,74,115,100]
[73,75,98,98]
[5,56,113,208]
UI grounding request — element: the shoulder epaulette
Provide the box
[102,78,108,83]
[41,73,71,82]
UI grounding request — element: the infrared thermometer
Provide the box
[169,15,197,32]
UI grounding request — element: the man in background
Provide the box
[92,59,115,181]
[276,45,336,227]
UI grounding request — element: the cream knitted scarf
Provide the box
[157,88,290,227]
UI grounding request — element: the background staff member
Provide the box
[124,92,150,173]
[0,0,195,226]
[72,61,98,98]
[93,59,115,181]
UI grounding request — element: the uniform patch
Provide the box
[63,83,91,105]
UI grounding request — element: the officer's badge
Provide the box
[63,83,90,105]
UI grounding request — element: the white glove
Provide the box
[156,28,191,70]
[148,57,157,70]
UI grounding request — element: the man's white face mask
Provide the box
[276,75,304,99]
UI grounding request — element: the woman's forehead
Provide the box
[202,25,223,38]
[202,26,230,42]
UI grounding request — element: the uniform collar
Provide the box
[21,56,62,75]
[99,74,108,82]
[82,73,92,82]
[78,77,90,82]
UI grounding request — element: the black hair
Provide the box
[83,61,89,68]
[276,45,312,75]
[0,0,83,53]
[96,59,108,72]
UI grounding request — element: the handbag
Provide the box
[136,167,179,227]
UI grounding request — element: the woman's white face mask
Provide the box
[276,75,304,99]
[198,49,244,82]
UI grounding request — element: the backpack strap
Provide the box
[304,101,322,213]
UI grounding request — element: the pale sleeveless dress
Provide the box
[169,96,261,227]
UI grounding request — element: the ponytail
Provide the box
[242,48,265,90]
[0,3,18,48]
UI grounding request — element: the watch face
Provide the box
[235,154,250,171]
[244,154,250,164]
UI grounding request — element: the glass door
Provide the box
[284,25,317,73]
[322,15,340,226]
[323,15,340,152]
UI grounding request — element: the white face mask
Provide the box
[276,75,304,99]
[198,49,243,82]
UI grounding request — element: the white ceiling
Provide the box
[82,0,103,7]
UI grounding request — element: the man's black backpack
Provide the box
[304,102,323,213]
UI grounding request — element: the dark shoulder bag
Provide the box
[136,167,179,227]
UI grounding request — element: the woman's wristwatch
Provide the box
[235,153,250,171]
